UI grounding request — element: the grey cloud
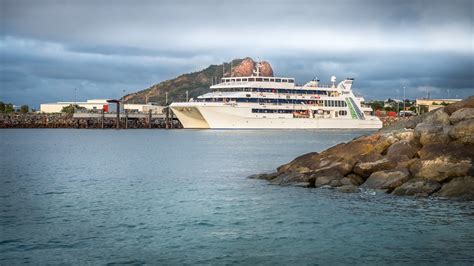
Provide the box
[1,0,473,106]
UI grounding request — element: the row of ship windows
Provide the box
[197,98,348,107]
[252,109,349,116]
[222,78,295,83]
[215,88,328,95]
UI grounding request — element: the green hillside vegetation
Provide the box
[124,58,245,105]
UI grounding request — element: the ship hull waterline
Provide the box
[171,104,382,129]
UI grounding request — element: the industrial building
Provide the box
[40,99,109,113]
[40,99,165,114]
[123,104,164,114]
[416,98,462,113]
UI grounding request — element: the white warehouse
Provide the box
[40,99,109,113]
[123,104,164,114]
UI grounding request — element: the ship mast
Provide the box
[253,61,262,77]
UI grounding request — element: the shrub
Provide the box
[61,104,85,114]
[20,105,29,113]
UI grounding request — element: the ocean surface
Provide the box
[1,129,473,265]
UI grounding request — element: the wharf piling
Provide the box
[170,110,174,129]
[116,105,120,129]
[101,110,104,129]
[125,110,129,129]
[148,110,152,129]
[165,107,170,129]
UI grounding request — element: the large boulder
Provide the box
[353,158,397,178]
[322,133,396,159]
[336,184,360,193]
[444,96,474,115]
[434,176,474,200]
[449,108,474,124]
[277,153,355,176]
[356,152,383,164]
[424,109,451,126]
[394,158,419,171]
[361,169,411,190]
[392,177,441,197]
[410,157,472,182]
[277,152,319,173]
[247,172,279,180]
[448,119,474,144]
[341,174,364,186]
[414,122,451,146]
[393,129,416,142]
[313,175,343,187]
[269,171,310,186]
[276,134,388,174]
[386,140,420,159]
[417,143,474,161]
[310,157,356,177]
[373,134,399,154]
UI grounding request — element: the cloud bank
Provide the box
[1,0,473,107]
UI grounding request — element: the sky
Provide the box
[1,0,473,107]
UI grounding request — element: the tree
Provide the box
[368,101,384,111]
[0,102,4,112]
[61,104,85,114]
[4,104,14,113]
[20,105,29,113]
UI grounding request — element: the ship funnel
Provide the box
[331,76,336,88]
[312,77,320,87]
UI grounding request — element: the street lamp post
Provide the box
[403,86,406,112]
[396,89,400,115]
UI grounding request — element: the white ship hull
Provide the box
[171,103,382,129]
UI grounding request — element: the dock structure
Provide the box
[106,99,121,129]
[73,112,167,119]
[72,106,180,129]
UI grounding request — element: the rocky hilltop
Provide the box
[227,58,273,77]
[124,57,273,105]
[250,96,474,200]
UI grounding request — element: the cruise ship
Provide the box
[170,63,382,129]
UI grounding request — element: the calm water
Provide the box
[1,129,473,265]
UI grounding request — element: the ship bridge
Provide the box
[211,76,296,90]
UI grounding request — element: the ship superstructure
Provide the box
[170,62,382,129]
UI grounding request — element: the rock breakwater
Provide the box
[0,113,178,129]
[249,96,474,200]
